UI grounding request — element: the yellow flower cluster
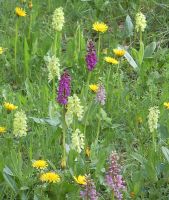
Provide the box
[113,49,126,57]
[0,47,4,55]
[15,7,26,17]
[13,111,27,137]
[104,57,119,65]
[92,22,108,33]
[135,12,147,32]
[65,94,84,126]
[74,175,86,185]
[32,160,48,170]
[0,127,6,134]
[71,129,85,153]
[148,106,160,133]
[44,54,60,82]
[52,7,65,31]
[4,102,18,111]
[89,84,98,93]
[164,102,169,109]
[40,172,60,183]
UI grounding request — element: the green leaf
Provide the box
[124,51,138,70]
[3,167,18,193]
[138,41,144,66]
[131,152,147,165]
[144,42,156,58]
[124,15,134,37]
[162,146,169,163]
[30,116,60,127]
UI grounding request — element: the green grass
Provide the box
[1,0,169,199]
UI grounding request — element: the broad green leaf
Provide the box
[131,152,147,165]
[162,146,169,163]
[125,15,134,37]
[144,42,156,58]
[124,51,138,70]
[3,168,18,193]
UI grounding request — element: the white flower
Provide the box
[135,12,147,32]
[52,7,65,32]
[148,106,160,133]
[44,54,60,82]
[13,111,27,137]
[71,129,85,153]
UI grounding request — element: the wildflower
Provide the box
[61,158,66,169]
[57,71,71,105]
[102,48,108,55]
[71,129,85,153]
[40,172,60,183]
[96,84,106,105]
[85,146,91,157]
[0,47,4,55]
[13,111,27,137]
[105,151,125,200]
[104,57,119,65]
[130,192,135,199]
[80,175,98,200]
[113,49,126,57]
[86,40,97,71]
[89,84,98,93]
[4,102,18,111]
[135,12,147,32]
[74,175,86,185]
[137,116,143,124]
[44,54,60,82]
[148,106,160,133]
[164,102,169,109]
[92,22,108,33]
[65,94,84,125]
[0,127,6,134]
[32,160,48,170]
[52,7,65,31]
[28,1,33,9]
[15,7,26,17]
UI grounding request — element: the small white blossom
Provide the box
[135,12,147,32]
[148,106,160,133]
[71,129,85,153]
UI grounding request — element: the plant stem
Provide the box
[14,20,18,74]
[97,33,101,60]
[96,107,101,143]
[53,77,55,102]
[152,130,156,152]
[62,106,67,168]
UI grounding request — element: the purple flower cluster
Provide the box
[85,40,97,71]
[96,84,106,105]
[105,151,125,200]
[80,176,98,200]
[57,71,71,105]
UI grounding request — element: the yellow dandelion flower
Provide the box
[89,84,98,93]
[0,47,4,55]
[92,22,108,33]
[73,175,86,185]
[15,7,26,17]
[40,172,60,183]
[113,49,126,57]
[104,57,119,65]
[85,146,90,157]
[0,127,6,134]
[164,102,169,109]
[32,160,48,170]
[4,102,18,111]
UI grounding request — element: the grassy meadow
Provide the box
[1,0,169,199]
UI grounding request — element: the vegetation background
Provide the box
[1,0,169,199]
